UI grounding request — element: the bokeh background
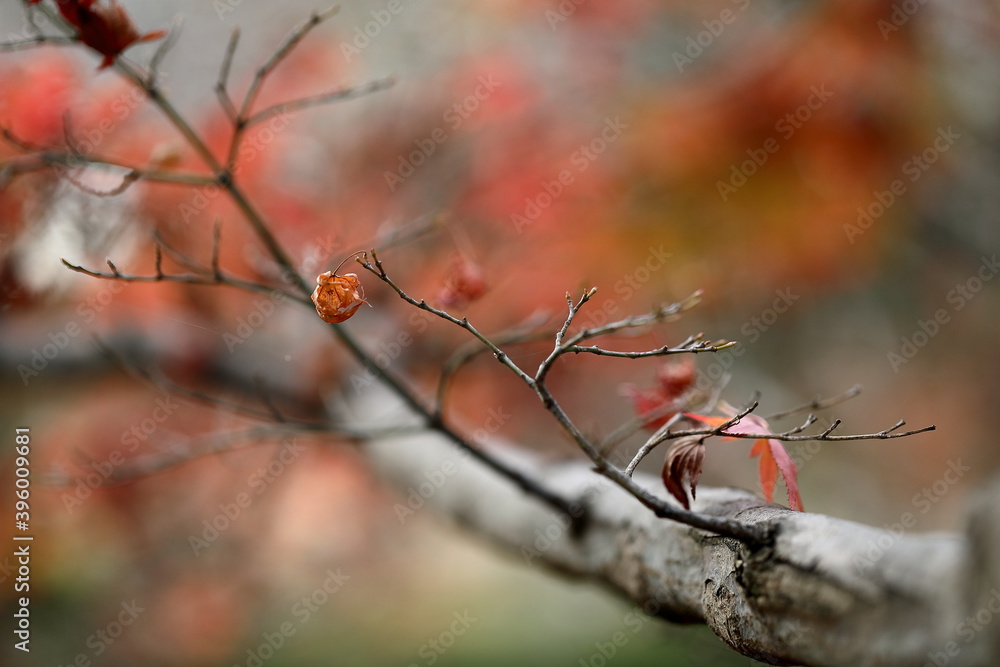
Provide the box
[1,0,998,664]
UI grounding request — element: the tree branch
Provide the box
[350,381,990,667]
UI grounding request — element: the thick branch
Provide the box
[350,383,992,667]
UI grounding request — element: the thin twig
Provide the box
[368,211,448,253]
[1,153,207,188]
[576,291,706,343]
[665,419,935,443]
[534,289,596,384]
[148,14,184,85]
[92,339,329,429]
[61,257,304,304]
[254,376,289,423]
[211,219,222,279]
[243,76,397,128]
[12,5,764,532]
[624,412,685,476]
[0,35,76,51]
[564,338,736,359]
[216,28,241,122]
[64,168,140,196]
[360,250,537,387]
[765,385,864,421]
[436,312,554,415]
[598,400,682,458]
[225,6,340,169]
[361,252,770,545]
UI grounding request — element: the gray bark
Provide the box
[348,386,999,667]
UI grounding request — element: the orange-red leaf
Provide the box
[749,436,803,511]
[311,271,368,324]
[684,411,803,511]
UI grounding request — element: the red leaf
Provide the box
[655,359,696,398]
[662,438,705,509]
[619,384,676,430]
[620,359,695,430]
[30,0,166,69]
[437,254,488,308]
[749,437,803,511]
[685,411,803,511]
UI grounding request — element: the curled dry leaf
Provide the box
[662,437,705,509]
[311,271,367,324]
[29,0,167,69]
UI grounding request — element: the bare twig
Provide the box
[624,412,685,476]
[666,411,935,443]
[225,6,340,169]
[563,335,736,360]
[148,14,184,85]
[360,250,538,386]
[360,251,769,544]
[0,35,76,51]
[215,29,241,122]
[60,255,304,304]
[0,150,214,190]
[436,312,554,415]
[243,75,397,128]
[534,288,734,384]
[92,339,330,430]
[576,290,706,341]
[367,211,448,253]
[64,169,140,196]
[764,384,864,421]
[211,219,223,279]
